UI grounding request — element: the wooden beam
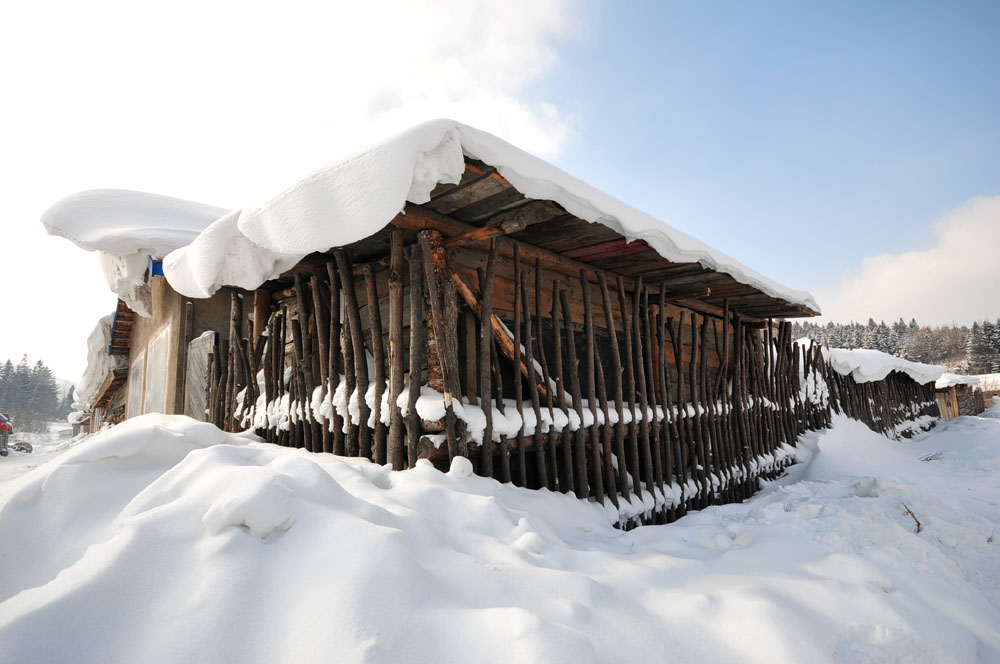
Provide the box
[450,268,549,402]
[391,203,756,321]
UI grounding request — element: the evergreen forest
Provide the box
[792,318,1000,374]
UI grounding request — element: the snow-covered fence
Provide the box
[198,234,941,527]
[201,233,804,526]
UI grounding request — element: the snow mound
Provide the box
[157,119,818,310]
[799,340,946,385]
[935,373,980,389]
[3,411,1000,662]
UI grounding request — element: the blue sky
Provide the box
[2,0,998,379]
[534,0,1000,290]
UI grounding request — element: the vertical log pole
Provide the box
[521,267,548,491]
[406,245,426,468]
[642,290,665,516]
[418,231,467,461]
[310,275,332,453]
[657,284,679,519]
[551,279,574,494]
[617,276,643,502]
[536,259,558,490]
[580,270,604,505]
[513,246,527,486]
[335,250,369,458]
[387,231,406,470]
[598,272,631,505]
[633,280,657,506]
[326,262,345,456]
[560,287,590,500]
[594,348,619,508]
[478,240,499,479]
[365,265,388,465]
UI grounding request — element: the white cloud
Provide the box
[819,195,1000,325]
[0,0,579,380]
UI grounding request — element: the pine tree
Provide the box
[30,360,59,417]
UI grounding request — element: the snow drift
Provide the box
[2,410,999,662]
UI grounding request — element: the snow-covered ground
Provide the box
[1,406,999,663]
[0,421,78,484]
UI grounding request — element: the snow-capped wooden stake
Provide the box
[478,240,498,479]
[364,264,387,465]
[406,244,426,469]
[521,266,548,491]
[598,271,630,505]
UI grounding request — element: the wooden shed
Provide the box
[935,374,985,420]
[50,121,940,525]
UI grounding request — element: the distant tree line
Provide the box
[0,355,73,431]
[792,318,1000,374]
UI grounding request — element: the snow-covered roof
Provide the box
[935,373,981,390]
[44,120,819,313]
[42,189,228,258]
[973,373,1000,391]
[42,190,229,314]
[797,340,946,385]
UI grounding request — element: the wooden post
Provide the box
[310,275,331,453]
[418,230,468,461]
[536,258,558,490]
[580,269,604,505]
[598,272,630,504]
[335,250,368,458]
[326,262,345,456]
[521,267,548,490]
[560,287,589,500]
[406,245,426,468]
[632,279,656,504]
[513,245,527,486]
[365,265,388,465]
[387,231,406,470]
[478,240,499,479]
[617,276,643,501]
[552,279,574,494]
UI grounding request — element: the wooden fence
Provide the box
[203,230,938,526]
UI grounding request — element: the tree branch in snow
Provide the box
[902,503,923,534]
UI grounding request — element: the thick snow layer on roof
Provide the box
[164,120,820,311]
[42,190,230,313]
[42,190,228,258]
[935,373,981,389]
[798,340,946,385]
[75,315,125,407]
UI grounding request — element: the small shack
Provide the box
[48,120,941,525]
[935,374,985,420]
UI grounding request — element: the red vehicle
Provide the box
[0,413,11,457]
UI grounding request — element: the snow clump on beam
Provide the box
[74,314,125,407]
[161,119,819,310]
[42,190,228,315]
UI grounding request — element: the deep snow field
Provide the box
[1,405,999,663]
